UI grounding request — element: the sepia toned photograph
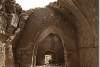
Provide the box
[0,0,98,67]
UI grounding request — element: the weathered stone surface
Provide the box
[0,0,24,67]
[0,0,98,67]
[57,0,98,67]
[0,41,5,67]
[73,0,98,48]
[80,48,98,67]
[58,0,95,48]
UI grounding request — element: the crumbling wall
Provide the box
[0,0,98,67]
[0,0,30,67]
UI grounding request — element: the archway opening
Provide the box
[36,33,65,67]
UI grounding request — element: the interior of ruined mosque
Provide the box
[0,0,98,67]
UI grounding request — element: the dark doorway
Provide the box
[36,33,65,66]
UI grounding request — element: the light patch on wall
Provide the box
[45,55,52,64]
[15,0,57,10]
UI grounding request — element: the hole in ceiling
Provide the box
[15,0,57,10]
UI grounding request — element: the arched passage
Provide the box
[32,26,67,67]
[36,33,65,66]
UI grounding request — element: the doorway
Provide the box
[36,33,65,67]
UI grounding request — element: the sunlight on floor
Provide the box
[15,0,57,10]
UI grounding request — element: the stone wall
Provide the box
[0,0,30,67]
[0,0,98,67]
[58,0,98,67]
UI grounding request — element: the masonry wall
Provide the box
[0,0,98,67]
[58,0,98,67]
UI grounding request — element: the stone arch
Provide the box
[58,0,94,48]
[32,25,79,67]
[36,33,65,66]
[11,7,79,67]
[32,26,66,67]
[57,0,96,67]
